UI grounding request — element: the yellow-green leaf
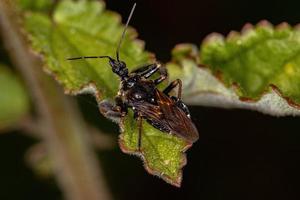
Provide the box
[168,42,300,116]
[201,22,300,105]
[120,110,188,187]
[17,0,53,12]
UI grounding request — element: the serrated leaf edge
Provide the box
[169,41,300,116]
[118,117,192,187]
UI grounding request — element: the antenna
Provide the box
[67,55,113,61]
[116,3,137,62]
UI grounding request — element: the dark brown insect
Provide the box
[67,3,199,150]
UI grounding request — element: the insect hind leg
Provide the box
[163,79,191,117]
[163,79,182,99]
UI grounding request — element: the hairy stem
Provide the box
[0,1,112,200]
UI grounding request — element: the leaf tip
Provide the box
[171,43,199,62]
[241,23,254,33]
[202,32,224,45]
[276,22,291,30]
[256,20,273,28]
[227,30,240,41]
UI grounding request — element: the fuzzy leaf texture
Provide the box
[0,64,30,130]
[22,0,190,186]
[168,22,300,116]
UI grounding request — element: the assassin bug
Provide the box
[68,3,199,150]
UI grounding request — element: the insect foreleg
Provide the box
[153,66,168,85]
[133,63,168,85]
[163,79,182,99]
[132,63,158,76]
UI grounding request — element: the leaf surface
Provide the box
[18,0,54,12]
[201,22,300,105]
[167,23,300,116]
[23,0,191,186]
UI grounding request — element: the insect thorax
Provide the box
[121,77,156,106]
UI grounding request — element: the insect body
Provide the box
[68,3,199,150]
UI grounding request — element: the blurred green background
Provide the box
[1,0,300,199]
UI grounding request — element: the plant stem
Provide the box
[0,1,112,200]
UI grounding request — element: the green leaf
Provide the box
[0,64,30,130]
[201,22,300,106]
[23,0,191,186]
[167,42,300,116]
[120,110,188,187]
[24,0,152,98]
[17,0,54,12]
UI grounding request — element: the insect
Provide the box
[68,3,199,150]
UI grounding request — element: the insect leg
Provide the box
[153,66,168,85]
[132,63,158,76]
[137,114,143,152]
[67,55,113,61]
[133,63,168,84]
[99,100,123,123]
[163,79,191,117]
[163,79,182,99]
[115,96,128,114]
[133,63,163,80]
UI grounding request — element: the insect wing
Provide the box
[155,90,199,143]
[133,101,162,119]
[132,100,171,132]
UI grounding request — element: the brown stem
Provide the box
[0,1,112,200]
[19,117,116,151]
